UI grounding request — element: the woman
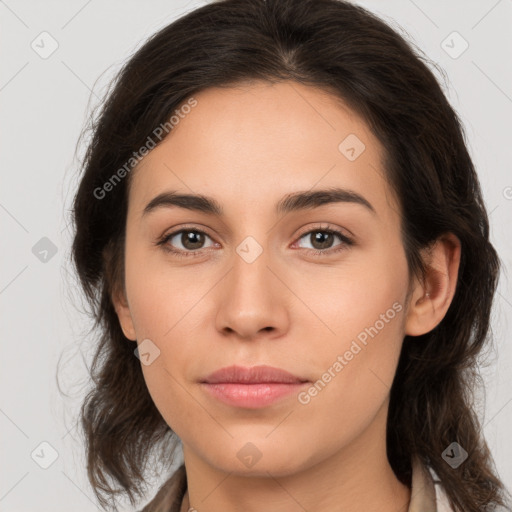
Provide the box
[70,0,510,511]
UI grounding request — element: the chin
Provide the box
[197,439,317,478]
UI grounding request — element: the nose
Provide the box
[214,240,290,341]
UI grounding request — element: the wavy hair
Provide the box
[69,0,509,510]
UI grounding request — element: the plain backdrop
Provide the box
[1,0,511,510]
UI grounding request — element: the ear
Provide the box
[103,240,137,342]
[404,232,461,336]
[112,286,137,342]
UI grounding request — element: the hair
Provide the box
[69,0,510,510]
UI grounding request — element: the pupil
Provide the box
[312,231,332,250]
[183,231,204,249]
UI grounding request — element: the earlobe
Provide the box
[112,288,137,342]
[404,233,461,337]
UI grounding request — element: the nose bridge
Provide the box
[229,233,273,306]
[214,232,288,338]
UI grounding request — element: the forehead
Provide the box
[127,80,399,223]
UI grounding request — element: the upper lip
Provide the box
[201,365,309,384]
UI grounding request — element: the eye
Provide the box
[156,228,217,257]
[155,224,354,258]
[293,226,354,255]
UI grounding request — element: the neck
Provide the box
[180,401,410,512]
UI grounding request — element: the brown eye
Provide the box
[180,230,206,250]
[308,231,336,250]
[295,228,352,254]
[160,229,216,254]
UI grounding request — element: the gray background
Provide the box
[1,0,511,510]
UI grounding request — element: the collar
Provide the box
[409,456,453,512]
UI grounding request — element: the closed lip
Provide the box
[201,364,309,384]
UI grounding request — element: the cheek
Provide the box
[300,296,405,400]
[293,246,408,421]
[290,240,407,356]
[123,244,215,429]
[290,297,405,462]
[123,240,207,339]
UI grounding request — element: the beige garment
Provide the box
[140,458,454,512]
[408,457,453,512]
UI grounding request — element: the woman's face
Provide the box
[115,80,416,476]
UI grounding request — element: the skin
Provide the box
[113,80,461,512]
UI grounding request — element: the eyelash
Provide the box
[155,224,354,259]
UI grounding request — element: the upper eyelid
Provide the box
[294,223,352,239]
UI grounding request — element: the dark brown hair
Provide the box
[68,0,510,510]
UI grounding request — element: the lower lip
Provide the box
[201,382,308,409]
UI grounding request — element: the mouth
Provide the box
[200,365,310,409]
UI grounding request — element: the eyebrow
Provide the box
[142,187,376,218]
